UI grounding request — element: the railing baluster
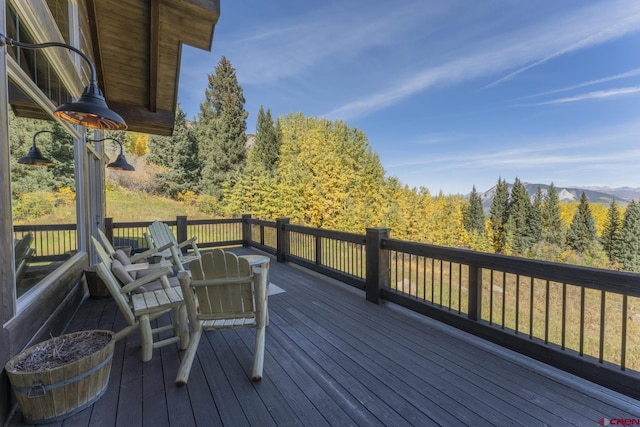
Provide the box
[501,271,506,329]
[622,294,628,370]
[599,290,605,363]
[562,283,567,350]
[529,277,534,339]
[515,274,520,334]
[489,270,494,324]
[580,287,585,356]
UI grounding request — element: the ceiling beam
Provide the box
[107,101,174,135]
[85,0,105,95]
[149,0,159,113]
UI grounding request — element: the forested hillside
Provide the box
[9,56,640,273]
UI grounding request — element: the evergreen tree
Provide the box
[617,201,640,272]
[489,178,509,253]
[505,178,533,255]
[542,183,564,245]
[463,186,485,236]
[601,199,622,264]
[10,116,75,195]
[529,186,543,245]
[566,192,597,253]
[47,123,75,191]
[149,106,201,198]
[197,56,248,198]
[252,106,281,175]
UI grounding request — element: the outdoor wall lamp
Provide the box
[0,34,127,131]
[86,137,135,171]
[18,130,68,166]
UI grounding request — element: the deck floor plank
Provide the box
[284,285,583,425]
[8,248,640,426]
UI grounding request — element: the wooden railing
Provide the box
[15,215,640,398]
[13,224,77,261]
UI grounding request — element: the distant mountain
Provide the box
[581,186,640,201]
[477,183,635,213]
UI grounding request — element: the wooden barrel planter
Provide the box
[5,330,115,424]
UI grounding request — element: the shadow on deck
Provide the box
[9,248,640,426]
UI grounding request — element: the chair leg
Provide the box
[175,328,202,386]
[251,325,266,381]
[176,305,189,349]
[140,315,153,362]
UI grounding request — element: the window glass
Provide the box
[10,113,77,297]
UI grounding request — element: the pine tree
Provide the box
[542,183,564,246]
[617,201,640,272]
[566,192,597,253]
[601,199,622,264]
[252,106,281,175]
[197,56,248,198]
[150,106,201,199]
[529,186,543,245]
[463,186,485,236]
[505,178,533,255]
[489,178,509,253]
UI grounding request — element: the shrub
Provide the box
[195,195,219,215]
[55,187,75,206]
[13,191,56,220]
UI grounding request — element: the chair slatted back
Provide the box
[97,229,116,258]
[95,260,136,325]
[148,221,177,257]
[188,250,254,321]
[92,236,113,268]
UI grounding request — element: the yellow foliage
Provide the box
[178,190,198,205]
[560,200,621,237]
[55,187,75,205]
[126,132,149,157]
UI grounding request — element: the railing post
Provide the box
[276,217,290,263]
[315,235,322,266]
[104,217,114,243]
[366,227,390,304]
[177,216,187,253]
[242,214,252,247]
[468,265,482,321]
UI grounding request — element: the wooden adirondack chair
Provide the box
[91,237,189,362]
[175,249,268,385]
[146,221,201,271]
[97,228,171,264]
[14,232,34,285]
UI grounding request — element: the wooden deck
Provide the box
[9,248,640,426]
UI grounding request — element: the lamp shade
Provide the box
[54,83,127,130]
[17,144,54,166]
[0,34,127,131]
[107,153,135,171]
[87,137,135,171]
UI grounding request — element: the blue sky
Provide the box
[178,0,640,195]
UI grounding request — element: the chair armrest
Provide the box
[120,267,173,294]
[177,237,197,249]
[129,242,173,263]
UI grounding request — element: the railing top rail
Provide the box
[383,238,640,296]
[248,218,277,227]
[187,218,243,225]
[14,224,77,231]
[285,223,366,244]
[112,221,157,228]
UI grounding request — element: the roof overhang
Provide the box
[9,0,220,136]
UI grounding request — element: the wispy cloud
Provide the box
[517,67,640,100]
[531,86,640,106]
[219,1,439,85]
[384,119,640,171]
[324,0,640,120]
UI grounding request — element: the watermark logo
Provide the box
[599,418,640,426]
